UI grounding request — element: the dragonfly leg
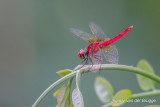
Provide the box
[88,56,94,71]
[78,57,89,70]
[80,58,87,65]
[94,55,102,62]
[84,58,89,65]
[94,55,102,60]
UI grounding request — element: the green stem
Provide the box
[32,64,160,107]
[132,90,160,99]
[68,77,74,105]
[100,64,160,83]
[102,90,160,107]
[32,71,77,107]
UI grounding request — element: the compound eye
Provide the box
[77,49,85,59]
[77,52,82,59]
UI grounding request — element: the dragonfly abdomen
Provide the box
[100,26,133,47]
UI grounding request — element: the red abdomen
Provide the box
[101,26,133,47]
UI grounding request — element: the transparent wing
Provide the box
[89,45,103,72]
[69,28,93,43]
[89,22,107,38]
[102,45,118,64]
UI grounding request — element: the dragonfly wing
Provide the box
[102,45,118,64]
[69,28,93,43]
[89,22,107,38]
[89,46,103,72]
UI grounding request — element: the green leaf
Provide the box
[72,70,84,107]
[112,89,132,107]
[60,85,70,106]
[144,105,160,107]
[53,89,61,97]
[55,83,71,107]
[60,78,73,107]
[136,59,156,91]
[54,80,72,107]
[94,76,114,103]
[70,103,74,107]
[64,99,70,107]
[57,85,67,107]
[72,88,84,107]
[56,69,72,77]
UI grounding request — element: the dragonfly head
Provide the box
[77,49,88,59]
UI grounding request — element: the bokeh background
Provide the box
[0,0,160,107]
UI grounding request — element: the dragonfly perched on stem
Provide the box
[69,22,133,72]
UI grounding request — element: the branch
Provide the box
[132,90,160,99]
[102,90,160,107]
[32,64,160,107]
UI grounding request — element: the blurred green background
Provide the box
[0,0,160,107]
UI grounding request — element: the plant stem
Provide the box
[32,71,77,107]
[100,64,160,83]
[32,64,160,107]
[68,77,74,105]
[102,90,160,107]
[132,90,160,99]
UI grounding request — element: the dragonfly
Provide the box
[69,22,133,72]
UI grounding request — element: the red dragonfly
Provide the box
[70,22,133,72]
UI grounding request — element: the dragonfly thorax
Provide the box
[77,49,88,59]
[87,42,100,53]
